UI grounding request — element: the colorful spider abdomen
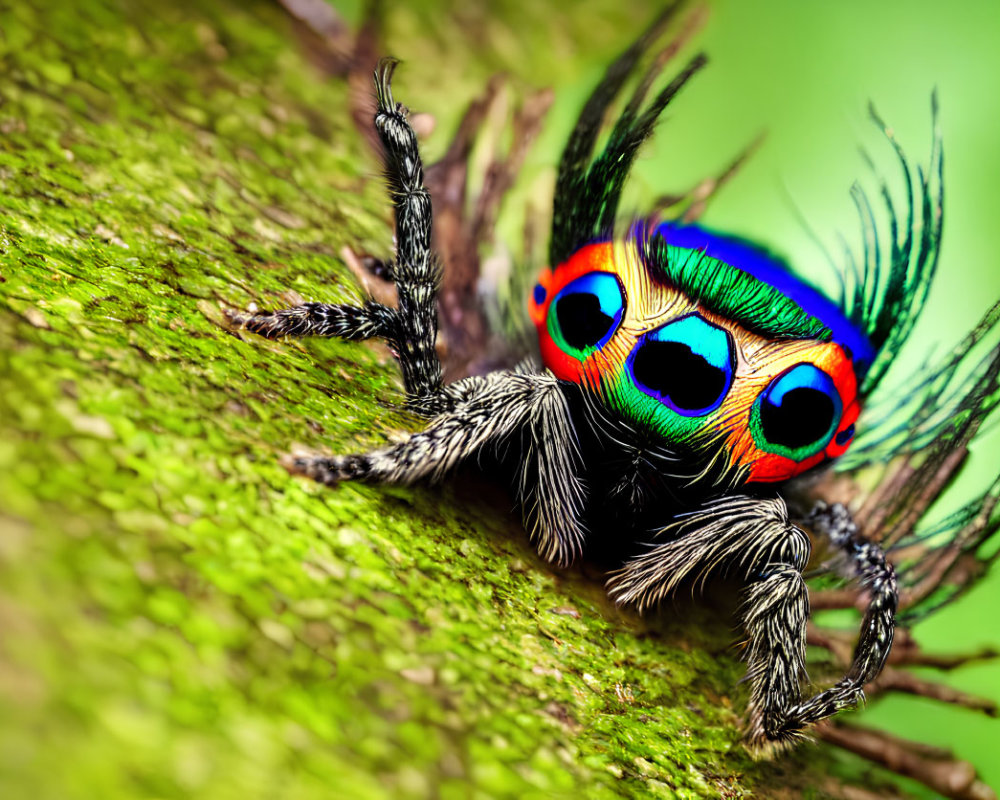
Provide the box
[529,223,868,484]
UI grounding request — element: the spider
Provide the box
[224,8,972,749]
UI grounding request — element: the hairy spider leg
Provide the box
[228,64,594,567]
[289,369,589,567]
[225,301,397,341]
[606,496,810,744]
[607,496,896,747]
[226,59,442,402]
[785,502,898,730]
[371,58,441,400]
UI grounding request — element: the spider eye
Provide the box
[550,272,625,354]
[627,314,734,416]
[752,363,843,460]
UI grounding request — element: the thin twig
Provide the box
[820,777,905,800]
[884,445,970,548]
[868,669,998,716]
[810,588,860,610]
[890,646,1000,671]
[816,723,995,800]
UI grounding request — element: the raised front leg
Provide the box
[227,59,442,402]
[607,494,896,749]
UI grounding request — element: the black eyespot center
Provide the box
[551,272,625,353]
[753,362,845,461]
[556,292,615,350]
[627,314,735,416]
[760,387,836,450]
[632,340,728,412]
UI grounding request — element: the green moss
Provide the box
[0,1,873,798]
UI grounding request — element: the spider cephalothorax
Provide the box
[224,6,997,752]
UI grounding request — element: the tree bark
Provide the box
[0,1,975,797]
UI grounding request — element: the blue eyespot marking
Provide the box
[753,363,843,460]
[627,313,735,416]
[835,423,855,447]
[533,283,547,305]
[551,272,625,353]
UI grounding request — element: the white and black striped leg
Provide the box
[511,371,588,568]
[742,562,810,747]
[775,502,898,733]
[291,369,589,566]
[609,496,898,747]
[373,58,441,401]
[606,496,814,746]
[225,301,397,341]
[228,60,441,401]
[289,374,502,487]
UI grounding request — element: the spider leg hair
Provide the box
[224,301,397,341]
[292,369,588,566]
[607,496,810,746]
[227,59,442,402]
[607,495,893,748]
[787,502,897,729]
[372,58,441,400]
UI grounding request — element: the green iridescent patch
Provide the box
[604,372,710,444]
[641,235,832,341]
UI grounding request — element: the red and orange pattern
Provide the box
[530,237,862,484]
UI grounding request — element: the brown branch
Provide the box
[340,246,397,308]
[879,630,1000,670]
[423,78,553,379]
[806,624,855,665]
[867,669,998,716]
[276,0,355,73]
[809,588,860,610]
[435,76,506,167]
[471,87,554,245]
[906,485,999,586]
[817,723,996,800]
[884,445,970,548]
[819,778,905,800]
[902,551,979,612]
[810,617,1000,672]
[901,489,999,610]
[891,646,1000,671]
[426,75,505,310]
[683,133,766,222]
[857,458,915,536]
[648,133,764,223]
[274,0,383,149]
